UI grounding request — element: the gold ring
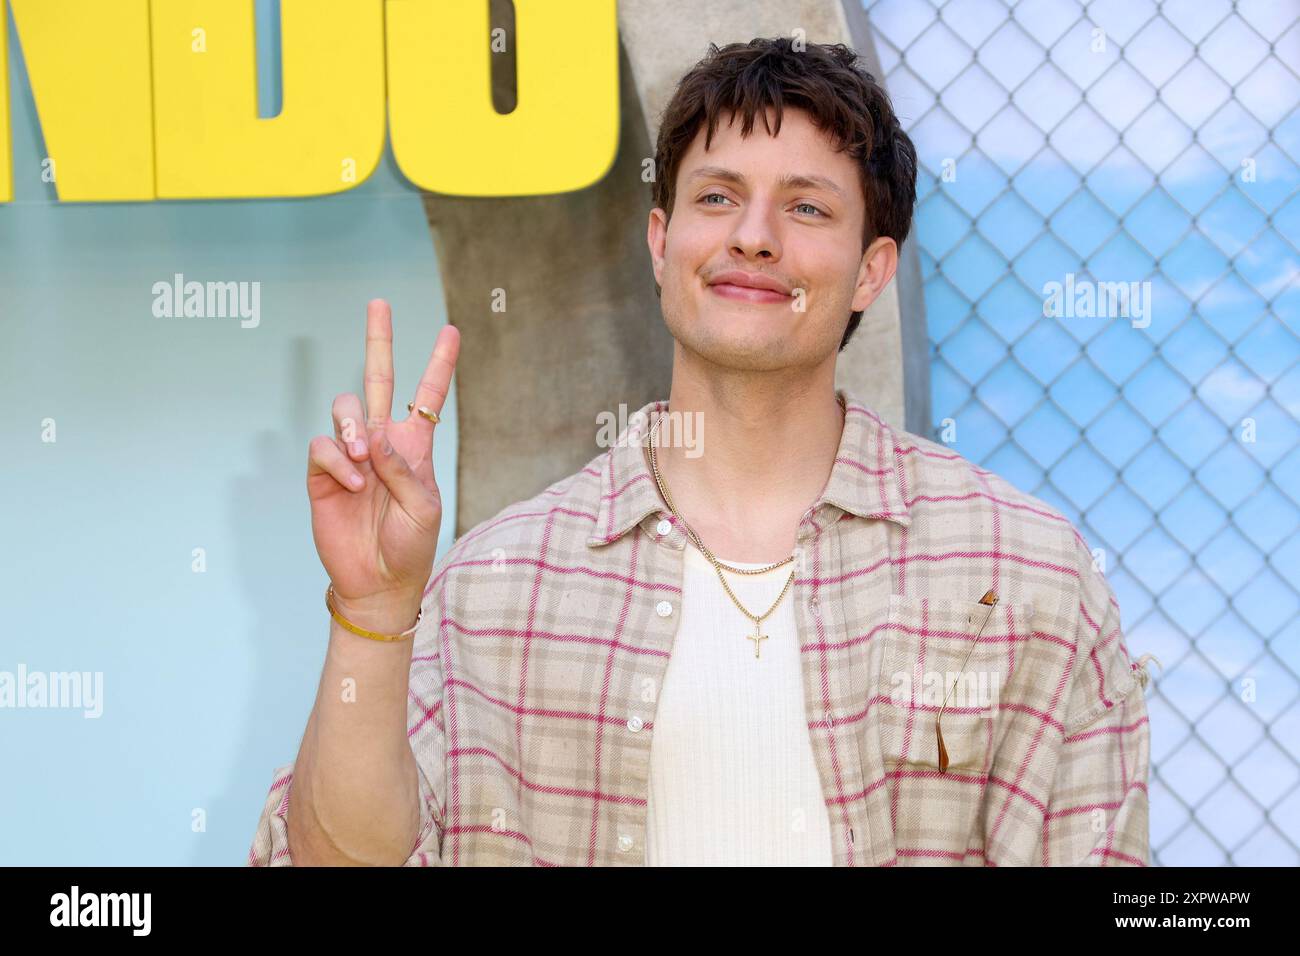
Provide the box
[407,401,441,425]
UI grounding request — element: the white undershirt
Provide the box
[644,544,835,866]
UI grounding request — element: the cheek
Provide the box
[809,254,860,303]
[666,223,708,261]
[667,211,731,261]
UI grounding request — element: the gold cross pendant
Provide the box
[747,621,768,659]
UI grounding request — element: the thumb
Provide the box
[368,429,437,531]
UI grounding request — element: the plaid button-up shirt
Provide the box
[250,388,1152,866]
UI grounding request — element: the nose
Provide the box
[727,202,782,262]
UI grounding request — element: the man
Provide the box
[250,37,1152,866]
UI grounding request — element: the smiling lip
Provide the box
[707,272,794,305]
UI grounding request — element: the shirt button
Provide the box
[656,601,673,617]
[627,715,644,732]
[617,833,634,852]
[656,519,672,537]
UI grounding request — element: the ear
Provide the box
[648,207,669,287]
[851,236,899,313]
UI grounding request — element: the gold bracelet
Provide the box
[325,584,422,642]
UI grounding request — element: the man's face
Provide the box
[648,106,895,372]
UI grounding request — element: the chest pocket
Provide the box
[878,594,1035,775]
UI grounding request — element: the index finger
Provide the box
[364,299,395,429]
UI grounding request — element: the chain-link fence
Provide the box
[864,0,1300,864]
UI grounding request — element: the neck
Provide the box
[650,359,845,565]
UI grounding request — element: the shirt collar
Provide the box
[586,387,913,549]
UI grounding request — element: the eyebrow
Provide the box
[686,165,845,199]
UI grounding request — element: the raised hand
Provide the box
[306,299,460,632]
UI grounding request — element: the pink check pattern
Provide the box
[249,388,1152,866]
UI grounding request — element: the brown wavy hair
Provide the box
[652,37,917,352]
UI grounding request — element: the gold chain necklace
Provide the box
[647,407,812,659]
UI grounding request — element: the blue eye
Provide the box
[795,202,824,216]
[701,192,732,205]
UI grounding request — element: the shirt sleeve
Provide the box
[1039,531,1153,866]
[247,570,450,867]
